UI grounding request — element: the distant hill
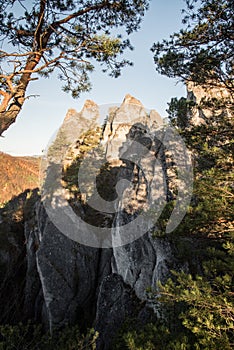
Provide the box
[0,152,40,205]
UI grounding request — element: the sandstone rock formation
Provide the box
[186,81,233,125]
[0,95,195,349]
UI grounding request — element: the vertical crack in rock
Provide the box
[18,94,194,348]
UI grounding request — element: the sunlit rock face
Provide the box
[0,94,194,349]
[103,94,163,164]
[186,81,233,125]
[2,83,231,346]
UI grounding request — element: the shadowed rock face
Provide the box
[0,95,195,348]
[33,95,189,348]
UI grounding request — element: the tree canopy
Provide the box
[144,1,234,348]
[0,0,149,135]
[151,0,234,97]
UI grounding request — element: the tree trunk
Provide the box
[0,53,42,136]
[0,89,26,135]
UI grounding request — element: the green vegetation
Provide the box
[0,323,98,350]
[47,130,70,162]
[108,92,233,349]
[150,96,234,347]
[113,1,234,348]
[62,126,103,199]
[113,318,196,350]
[62,125,116,230]
[151,0,234,96]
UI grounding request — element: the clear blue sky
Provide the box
[0,0,186,156]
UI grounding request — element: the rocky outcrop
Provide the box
[0,95,195,349]
[31,95,192,348]
[36,211,101,331]
[95,274,143,350]
[186,81,233,125]
[0,189,39,324]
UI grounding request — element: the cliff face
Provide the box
[0,95,195,349]
[186,81,233,125]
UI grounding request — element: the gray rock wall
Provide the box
[0,95,195,349]
[32,95,189,348]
